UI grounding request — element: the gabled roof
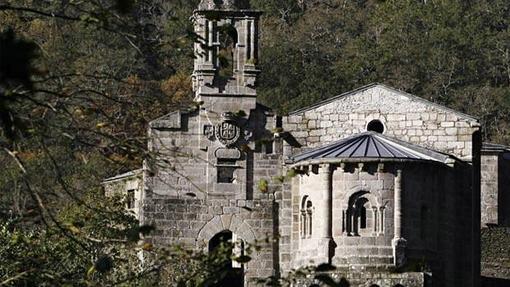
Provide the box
[291,132,452,165]
[290,83,478,122]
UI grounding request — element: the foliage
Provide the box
[257,178,269,193]
[0,191,144,286]
[0,1,195,285]
[0,189,262,286]
[255,0,510,144]
[481,227,510,269]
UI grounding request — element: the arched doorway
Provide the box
[208,230,244,287]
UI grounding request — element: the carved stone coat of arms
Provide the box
[215,120,241,147]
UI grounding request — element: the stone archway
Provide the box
[341,186,383,236]
[197,214,256,247]
[197,215,257,287]
[208,230,244,287]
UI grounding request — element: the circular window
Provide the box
[367,119,385,133]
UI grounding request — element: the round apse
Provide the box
[367,119,385,133]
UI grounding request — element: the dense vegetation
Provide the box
[256,0,510,144]
[0,0,509,285]
[481,227,510,279]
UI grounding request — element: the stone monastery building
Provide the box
[104,1,510,286]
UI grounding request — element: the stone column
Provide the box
[379,206,385,236]
[250,20,257,60]
[208,20,214,63]
[300,210,306,238]
[392,169,407,268]
[394,170,403,238]
[319,164,333,263]
[320,164,332,238]
[372,207,378,234]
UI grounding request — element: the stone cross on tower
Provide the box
[193,0,261,114]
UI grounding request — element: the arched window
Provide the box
[217,23,238,80]
[301,196,313,238]
[345,191,376,236]
[367,119,385,133]
[306,200,313,237]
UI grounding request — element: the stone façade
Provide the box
[103,1,510,286]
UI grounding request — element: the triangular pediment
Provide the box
[291,83,478,123]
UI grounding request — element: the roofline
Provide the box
[194,9,263,15]
[287,157,455,168]
[482,142,510,153]
[102,169,142,184]
[289,131,458,165]
[150,109,187,124]
[289,83,479,123]
[376,132,454,161]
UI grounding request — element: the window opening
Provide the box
[346,191,373,236]
[217,24,238,80]
[126,189,135,209]
[300,196,313,238]
[217,159,237,183]
[367,119,385,133]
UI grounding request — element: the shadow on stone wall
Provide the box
[499,155,510,227]
[482,276,510,287]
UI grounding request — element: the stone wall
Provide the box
[331,164,395,267]
[481,153,510,227]
[143,105,284,283]
[142,195,275,281]
[293,270,429,287]
[481,154,499,226]
[286,161,474,287]
[283,84,479,160]
[103,170,142,218]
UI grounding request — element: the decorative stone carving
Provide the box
[215,147,241,159]
[204,125,215,140]
[215,120,241,147]
[203,113,246,147]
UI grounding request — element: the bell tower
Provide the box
[192,0,261,113]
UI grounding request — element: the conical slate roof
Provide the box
[291,131,451,164]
